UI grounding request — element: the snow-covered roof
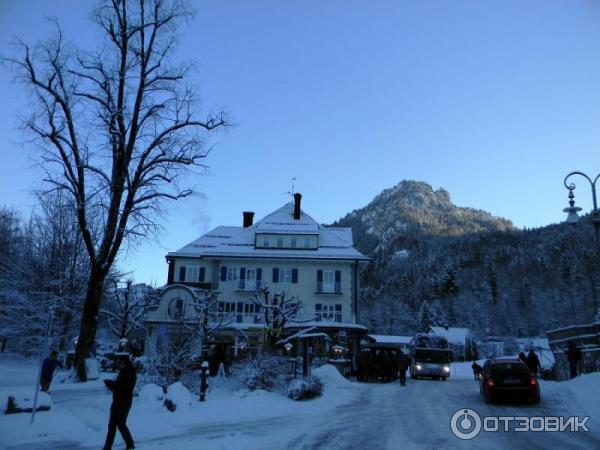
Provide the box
[285,321,368,331]
[168,202,369,261]
[428,326,471,344]
[368,335,413,345]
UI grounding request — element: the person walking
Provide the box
[40,350,63,392]
[103,357,137,450]
[566,342,583,379]
[471,361,482,381]
[397,351,409,386]
[526,349,541,377]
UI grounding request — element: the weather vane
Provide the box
[284,177,296,197]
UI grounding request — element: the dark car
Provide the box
[479,358,540,404]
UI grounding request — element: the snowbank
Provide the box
[313,364,350,386]
[164,382,191,412]
[139,383,164,403]
[1,388,52,414]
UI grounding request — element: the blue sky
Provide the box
[1,0,599,284]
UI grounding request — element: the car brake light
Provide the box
[529,378,537,385]
[486,379,495,388]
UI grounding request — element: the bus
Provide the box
[410,333,453,380]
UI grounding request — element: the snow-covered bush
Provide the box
[135,356,200,396]
[230,354,291,393]
[164,382,191,412]
[287,377,323,401]
[138,383,164,403]
[2,389,52,414]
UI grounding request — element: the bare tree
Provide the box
[101,278,157,340]
[7,0,228,379]
[150,289,231,385]
[252,287,303,350]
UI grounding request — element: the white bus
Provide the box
[410,333,452,381]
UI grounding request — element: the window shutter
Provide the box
[220,266,227,281]
[317,270,323,282]
[240,267,246,280]
[272,268,279,283]
[199,267,206,282]
[256,268,262,281]
[179,266,187,282]
[167,260,175,284]
[291,268,298,283]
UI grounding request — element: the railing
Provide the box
[316,282,342,294]
[237,280,262,291]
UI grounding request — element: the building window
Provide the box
[280,268,291,283]
[178,266,186,282]
[168,298,185,320]
[315,304,342,323]
[291,238,297,248]
[304,237,311,248]
[187,266,199,283]
[264,238,270,248]
[317,269,341,293]
[277,237,284,248]
[323,270,334,292]
[227,267,238,281]
[219,301,235,313]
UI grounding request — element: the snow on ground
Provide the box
[2,356,600,449]
[0,359,359,450]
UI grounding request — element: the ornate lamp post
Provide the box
[563,171,600,229]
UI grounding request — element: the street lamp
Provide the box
[563,171,600,229]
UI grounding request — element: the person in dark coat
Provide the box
[40,350,63,392]
[103,357,137,450]
[518,352,527,365]
[397,351,409,386]
[566,342,583,379]
[526,349,541,376]
[471,361,482,381]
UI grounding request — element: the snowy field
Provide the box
[1,357,599,449]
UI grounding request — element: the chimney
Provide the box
[293,193,302,220]
[243,211,255,228]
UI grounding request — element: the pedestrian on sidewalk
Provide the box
[471,361,482,381]
[397,350,409,386]
[526,349,541,377]
[566,342,583,379]
[40,350,63,392]
[103,357,137,450]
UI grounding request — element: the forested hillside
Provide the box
[332,180,600,337]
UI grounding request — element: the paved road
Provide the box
[285,378,600,450]
[6,377,600,449]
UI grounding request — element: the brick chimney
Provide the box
[243,211,255,228]
[293,193,302,220]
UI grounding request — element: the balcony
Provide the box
[316,282,342,294]
[236,280,262,292]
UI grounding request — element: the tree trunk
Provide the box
[74,269,106,381]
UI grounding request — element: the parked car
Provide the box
[479,358,540,404]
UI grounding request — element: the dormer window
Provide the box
[255,233,317,249]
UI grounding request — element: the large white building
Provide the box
[144,194,370,364]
